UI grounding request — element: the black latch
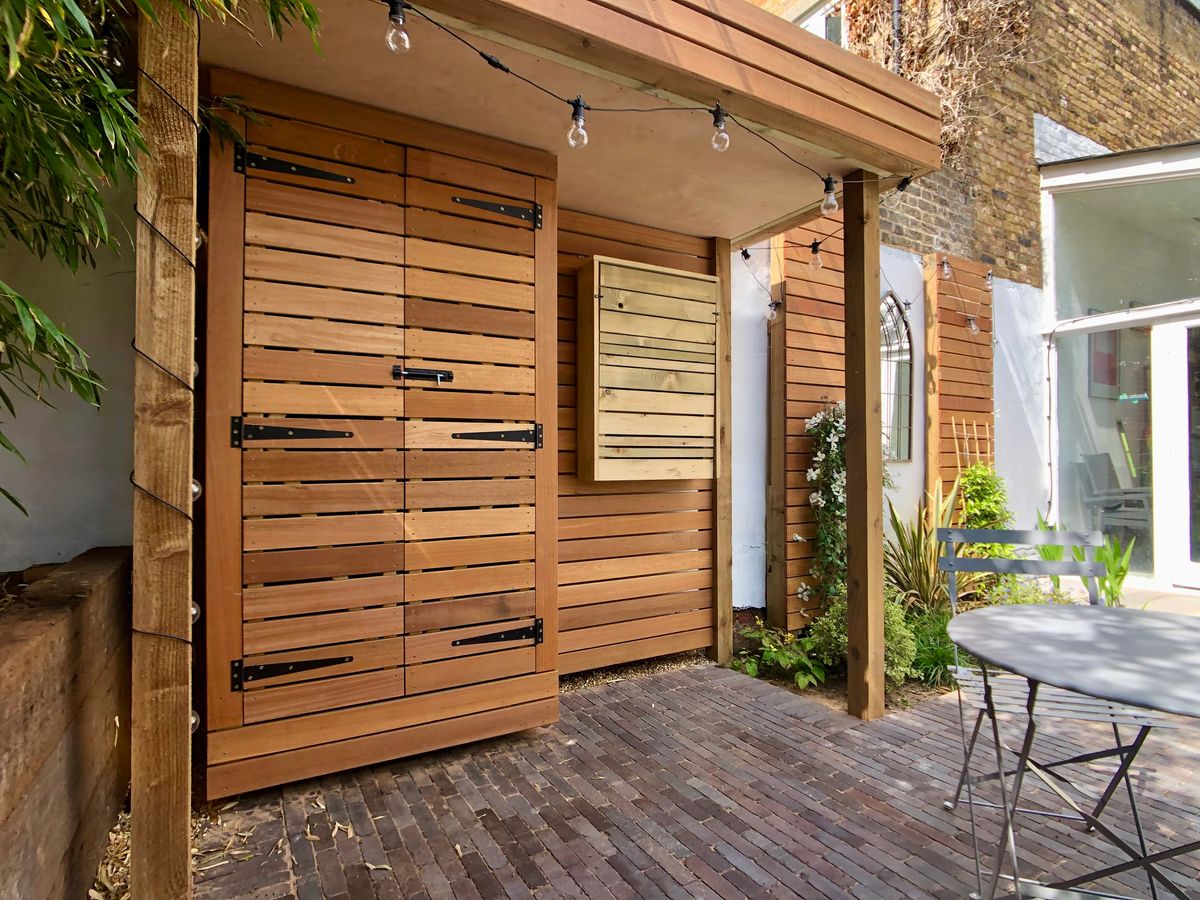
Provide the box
[451,618,543,647]
[392,366,454,384]
[234,147,356,185]
[230,655,353,691]
[232,416,354,447]
[450,423,542,448]
[451,196,542,229]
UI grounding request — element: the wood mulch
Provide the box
[179,663,1199,899]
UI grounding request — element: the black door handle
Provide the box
[392,366,454,384]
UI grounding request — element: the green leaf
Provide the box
[0,483,28,515]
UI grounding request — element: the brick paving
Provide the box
[193,664,1200,899]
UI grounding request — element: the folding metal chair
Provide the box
[937,528,1176,834]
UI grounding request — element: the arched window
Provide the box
[880,291,913,461]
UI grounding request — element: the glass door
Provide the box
[1152,321,1200,589]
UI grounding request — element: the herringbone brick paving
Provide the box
[193,664,1200,899]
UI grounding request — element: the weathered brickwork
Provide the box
[882,0,1200,286]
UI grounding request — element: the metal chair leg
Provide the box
[946,707,986,811]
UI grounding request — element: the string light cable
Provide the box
[391,1,914,211]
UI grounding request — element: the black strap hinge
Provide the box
[232,416,354,447]
[450,423,542,448]
[230,655,353,691]
[451,196,542,229]
[234,147,355,185]
[451,618,543,648]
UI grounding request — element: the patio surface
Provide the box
[193,664,1200,899]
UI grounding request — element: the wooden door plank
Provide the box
[244,281,405,324]
[243,543,404,584]
[243,605,405,655]
[405,507,534,540]
[242,450,405,483]
[245,247,404,294]
[244,668,405,724]
[246,179,405,234]
[244,512,404,551]
[405,617,537,664]
[404,563,535,603]
[243,575,402,619]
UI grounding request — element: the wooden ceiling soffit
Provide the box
[416,0,942,176]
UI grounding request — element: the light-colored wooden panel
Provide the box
[597,343,715,364]
[599,366,714,394]
[404,562,535,603]
[599,262,718,301]
[404,648,538,695]
[245,179,405,235]
[600,447,713,459]
[243,575,402,619]
[244,512,404,551]
[599,289,717,321]
[243,668,404,724]
[243,482,405,516]
[598,389,713,416]
[408,238,535,283]
[599,310,715,344]
[599,412,715,437]
[589,457,713,480]
[245,213,402,263]
[243,450,405,483]
[245,247,403,294]
[598,353,715,374]
[599,331,716,355]
[405,618,537,664]
[243,605,404,655]
[244,382,405,417]
[244,281,405,325]
[243,542,404,584]
[405,506,534,540]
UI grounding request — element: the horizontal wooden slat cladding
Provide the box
[405,591,535,632]
[246,247,404,294]
[243,668,405,724]
[405,479,534,509]
[239,638,405,690]
[245,116,406,172]
[405,450,533,479]
[243,575,403,619]
[243,382,404,417]
[405,534,534,570]
[208,672,555,765]
[243,144,403,203]
[244,313,404,355]
[207,697,558,798]
[244,281,405,324]
[240,417,404,450]
[243,450,405,483]
[556,213,716,666]
[243,512,404,551]
[245,213,403,263]
[404,563,534,603]
[246,181,405,235]
[405,647,537,695]
[405,617,537,664]
[243,543,404,584]
[242,605,405,655]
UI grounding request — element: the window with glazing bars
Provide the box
[881,291,913,461]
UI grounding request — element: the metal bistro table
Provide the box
[948,604,1200,900]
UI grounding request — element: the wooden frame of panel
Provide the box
[576,256,720,482]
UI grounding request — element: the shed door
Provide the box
[204,114,557,798]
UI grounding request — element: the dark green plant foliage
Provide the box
[0,0,319,510]
[808,597,917,687]
[1036,512,1134,606]
[884,481,982,613]
[958,463,1015,562]
[907,608,957,688]
[731,618,827,689]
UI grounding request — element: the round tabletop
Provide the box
[947,604,1200,719]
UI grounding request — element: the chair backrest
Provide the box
[1074,460,1100,501]
[1083,453,1121,491]
[935,527,1106,614]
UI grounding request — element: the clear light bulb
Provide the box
[567,96,588,149]
[385,3,410,54]
[809,241,823,270]
[820,175,839,217]
[941,257,951,280]
[764,302,779,323]
[965,315,980,335]
[711,123,730,152]
[710,103,730,152]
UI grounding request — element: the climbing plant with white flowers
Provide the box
[802,401,848,605]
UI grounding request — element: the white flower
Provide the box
[805,467,819,483]
[812,449,825,465]
[792,533,806,543]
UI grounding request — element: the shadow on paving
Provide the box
[193,664,1200,899]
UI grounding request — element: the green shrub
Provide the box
[907,608,958,688]
[731,619,827,689]
[808,597,917,687]
[958,463,1015,562]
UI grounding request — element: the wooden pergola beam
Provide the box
[842,171,885,721]
[131,2,198,896]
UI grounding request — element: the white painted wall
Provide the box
[993,277,1051,528]
[880,246,926,524]
[730,246,772,609]
[0,193,135,571]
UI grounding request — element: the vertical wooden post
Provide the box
[922,253,941,515]
[534,177,560,675]
[842,172,884,721]
[765,235,789,630]
[711,238,734,663]
[131,4,198,898]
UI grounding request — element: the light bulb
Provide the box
[710,103,730,152]
[764,302,780,323]
[940,256,951,280]
[965,315,980,335]
[809,240,823,270]
[820,175,838,217]
[985,269,994,290]
[567,96,589,149]
[385,0,410,54]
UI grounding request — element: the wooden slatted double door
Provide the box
[204,103,558,798]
